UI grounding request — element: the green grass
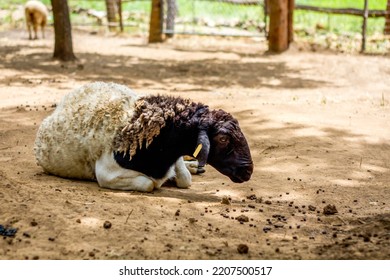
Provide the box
[176,0,264,21]
[297,0,386,9]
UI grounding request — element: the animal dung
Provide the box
[103,221,112,229]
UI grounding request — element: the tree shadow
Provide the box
[0,46,330,90]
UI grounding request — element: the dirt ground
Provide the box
[0,29,389,260]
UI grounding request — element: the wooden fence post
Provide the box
[288,0,294,43]
[166,0,177,38]
[118,0,123,32]
[268,0,289,52]
[361,0,369,52]
[149,0,164,43]
[105,0,118,32]
[264,0,269,38]
[385,0,390,34]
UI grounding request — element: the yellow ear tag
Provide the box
[193,143,202,158]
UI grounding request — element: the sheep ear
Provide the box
[195,130,210,168]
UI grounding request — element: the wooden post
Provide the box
[268,0,289,52]
[118,0,123,32]
[105,0,118,32]
[166,0,177,38]
[361,0,369,52]
[263,0,269,38]
[149,0,164,43]
[288,0,294,43]
[384,0,390,34]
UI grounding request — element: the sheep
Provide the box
[25,0,48,40]
[34,82,253,192]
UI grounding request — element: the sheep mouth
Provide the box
[230,176,246,183]
[229,173,251,183]
[228,164,253,183]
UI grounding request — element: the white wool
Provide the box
[34,82,140,180]
[25,0,48,17]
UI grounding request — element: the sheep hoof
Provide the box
[197,166,206,174]
[184,160,199,175]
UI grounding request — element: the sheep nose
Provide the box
[234,164,253,182]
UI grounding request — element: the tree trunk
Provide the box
[385,0,390,34]
[51,0,76,61]
[166,0,177,38]
[149,0,164,43]
[268,0,289,53]
[105,0,118,32]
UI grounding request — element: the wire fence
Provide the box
[294,0,389,52]
[163,0,266,37]
[66,0,267,37]
[66,0,388,52]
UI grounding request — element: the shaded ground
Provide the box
[0,29,389,260]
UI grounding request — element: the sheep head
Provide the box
[195,109,253,183]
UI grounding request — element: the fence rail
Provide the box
[295,4,389,18]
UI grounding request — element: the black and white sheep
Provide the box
[25,0,48,40]
[34,82,253,192]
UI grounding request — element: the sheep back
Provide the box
[25,0,48,24]
[113,95,192,157]
[34,82,138,180]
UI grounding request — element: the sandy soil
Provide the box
[0,29,389,260]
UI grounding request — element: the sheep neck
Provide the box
[113,96,208,180]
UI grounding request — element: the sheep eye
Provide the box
[219,135,228,143]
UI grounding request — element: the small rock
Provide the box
[323,204,338,215]
[235,215,249,223]
[237,244,249,254]
[221,196,230,205]
[0,225,18,237]
[188,218,197,224]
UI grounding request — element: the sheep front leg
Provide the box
[174,156,192,188]
[95,152,155,192]
[41,24,45,39]
[183,156,205,175]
